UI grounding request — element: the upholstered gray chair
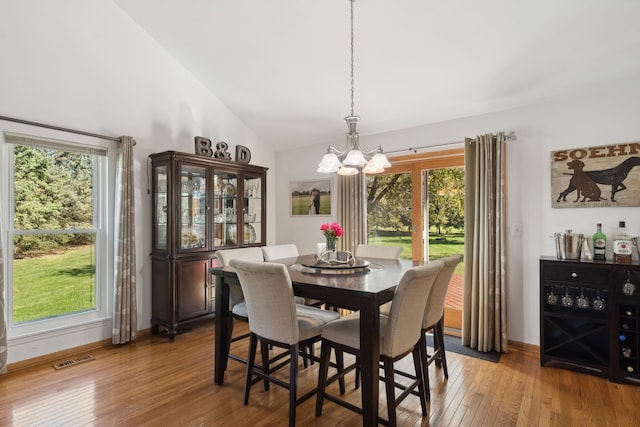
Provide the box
[382,253,462,401]
[216,247,308,366]
[215,247,266,365]
[230,259,341,427]
[315,261,444,427]
[356,244,401,316]
[355,244,402,260]
[262,243,326,310]
[261,243,299,261]
[419,254,462,395]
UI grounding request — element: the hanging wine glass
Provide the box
[622,271,635,296]
[546,285,558,305]
[561,287,574,308]
[593,289,606,311]
[576,287,589,309]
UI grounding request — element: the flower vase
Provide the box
[325,238,337,261]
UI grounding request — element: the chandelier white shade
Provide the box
[317,0,390,176]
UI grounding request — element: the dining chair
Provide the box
[419,254,462,394]
[383,253,462,401]
[315,260,444,427]
[262,243,327,310]
[215,247,265,365]
[355,244,402,260]
[261,243,299,261]
[230,259,341,427]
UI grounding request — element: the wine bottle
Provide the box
[627,365,635,373]
[593,223,606,260]
[622,347,633,358]
[619,333,627,342]
[613,221,633,263]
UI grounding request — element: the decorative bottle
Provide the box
[592,223,606,261]
[613,221,633,263]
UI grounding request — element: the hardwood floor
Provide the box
[2,320,640,426]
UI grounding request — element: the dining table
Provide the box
[210,254,419,426]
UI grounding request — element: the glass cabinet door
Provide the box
[243,175,263,246]
[213,171,238,247]
[154,164,168,250]
[179,164,207,251]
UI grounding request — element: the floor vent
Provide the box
[52,355,95,370]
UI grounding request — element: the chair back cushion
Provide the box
[355,244,402,260]
[216,247,264,308]
[383,260,444,357]
[423,254,462,328]
[230,259,299,344]
[215,247,264,266]
[261,244,299,261]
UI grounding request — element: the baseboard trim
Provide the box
[7,329,151,374]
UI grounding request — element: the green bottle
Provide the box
[593,223,606,260]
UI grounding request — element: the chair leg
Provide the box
[354,356,360,389]
[244,333,258,405]
[260,341,271,391]
[382,356,397,427]
[412,343,428,416]
[419,332,431,402]
[289,344,298,427]
[335,349,345,395]
[436,319,448,378]
[315,341,332,417]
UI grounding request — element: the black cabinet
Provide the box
[540,257,640,385]
[149,151,268,340]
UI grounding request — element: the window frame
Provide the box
[1,130,116,340]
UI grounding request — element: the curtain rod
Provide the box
[384,131,516,155]
[0,114,122,142]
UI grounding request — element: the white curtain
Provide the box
[113,136,137,344]
[462,132,509,353]
[0,198,6,373]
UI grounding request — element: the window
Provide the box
[3,132,111,337]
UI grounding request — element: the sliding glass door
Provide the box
[366,148,464,330]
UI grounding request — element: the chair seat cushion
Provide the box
[321,312,389,352]
[295,305,341,341]
[232,296,306,319]
[232,301,248,318]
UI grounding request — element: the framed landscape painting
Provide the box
[290,179,332,216]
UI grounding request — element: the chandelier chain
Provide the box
[350,0,355,117]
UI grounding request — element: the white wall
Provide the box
[0,1,276,363]
[275,74,640,346]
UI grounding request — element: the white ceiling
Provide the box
[114,0,640,152]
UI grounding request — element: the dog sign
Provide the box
[551,142,640,208]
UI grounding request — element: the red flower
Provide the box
[320,222,344,239]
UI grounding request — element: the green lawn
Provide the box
[368,232,464,273]
[12,245,95,323]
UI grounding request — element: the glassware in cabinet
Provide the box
[179,164,207,250]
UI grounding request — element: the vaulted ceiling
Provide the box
[114,0,640,151]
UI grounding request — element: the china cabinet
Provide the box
[540,256,640,385]
[150,150,267,339]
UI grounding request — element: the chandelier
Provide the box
[317,0,391,176]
